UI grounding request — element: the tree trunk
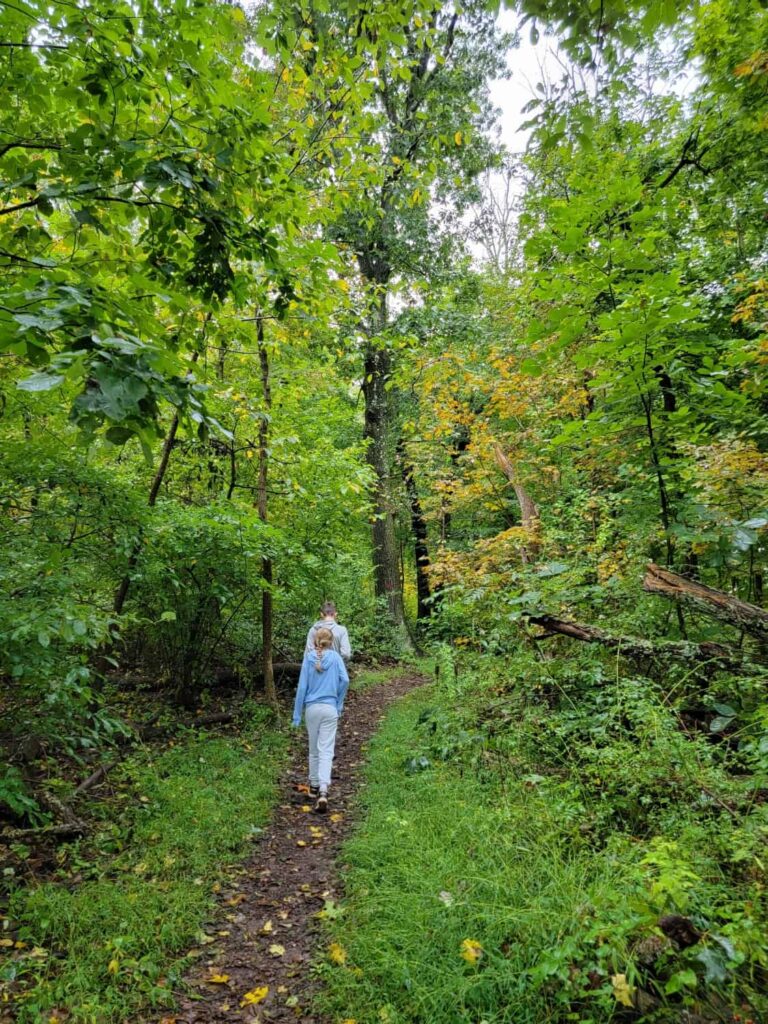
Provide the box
[360,286,411,647]
[257,319,278,711]
[397,439,432,619]
[493,444,540,561]
[643,563,768,644]
[527,612,758,674]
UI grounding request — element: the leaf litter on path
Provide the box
[152,672,425,1024]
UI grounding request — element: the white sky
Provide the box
[488,8,560,155]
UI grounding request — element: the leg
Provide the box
[305,704,321,789]
[315,706,339,795]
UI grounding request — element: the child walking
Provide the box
[292,627,349,814]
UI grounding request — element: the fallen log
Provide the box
[644,563,768,643]
[0,821,86,843]
[526,613,760,673]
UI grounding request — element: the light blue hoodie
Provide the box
[292,647,349,727]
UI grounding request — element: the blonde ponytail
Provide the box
[314,627,333,671]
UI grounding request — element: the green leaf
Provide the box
[17,372,65,392]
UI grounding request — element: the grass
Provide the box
[6,721,287,1023]
[319,685,637,1024]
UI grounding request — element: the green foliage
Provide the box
[5,730,287,1023]
[322,654,768,1022]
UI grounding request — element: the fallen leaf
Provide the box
[108,958,120,974]
[269,943,286,957]
[300,805,311,813]
[285,995,299,1007]
[329,942,347,965]
[296,784,310,794]
[0,938,13,947]
[277,985,288,994]
[261,920,274,934]
[439,890,454,906]
[460,938,483,964]
[297,840,307,847]
[208,973,230,984]
[240,985,269,1007]
[277,910,289,920]
[611,973,634,1007]
[226,894,246,906]
[330,812,344,822]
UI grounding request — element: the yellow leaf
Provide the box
[269,943,285,957]
[459,938,483,963]
[301,804,311,812]
[330,812,343,822]
[297,840,307,847]
[328,942,347,965]
[611,973,634,1007]
[0,938,13,947]
[246,450,254,459]
[208,973,230,984]
[108,958,120,975]
[240,985,269,1007]
[454,130,463,146]
[261,920,273,934]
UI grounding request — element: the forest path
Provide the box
[157,669,426,1024]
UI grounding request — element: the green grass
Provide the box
[7,724,287,1023]
[320,686,636,1024]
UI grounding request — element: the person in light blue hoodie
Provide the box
[292,627,349,814]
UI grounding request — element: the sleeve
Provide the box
[338,625,351,661]
[293,656,310,726]
[336,654,349,715]
[305,626,316,655]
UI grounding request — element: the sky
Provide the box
[488,8,560,155]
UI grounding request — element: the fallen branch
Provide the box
[75,761,117,796]
[0,821,86,843]
[644,563,768,643]
[526,613,759,673]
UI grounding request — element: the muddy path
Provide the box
[157,671,426,1024]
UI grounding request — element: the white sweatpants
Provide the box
[305,702,338,794]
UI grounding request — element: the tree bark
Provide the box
[257,319,278,711]
[493,444,540,561]
[360,286,411,646]
[397,439,432,619]
[643,563,768,644]
[526,612,757,673]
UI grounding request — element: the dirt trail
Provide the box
[157,671,425,1024]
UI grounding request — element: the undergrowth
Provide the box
[321,646,768,1024]
[3,721,287,1023]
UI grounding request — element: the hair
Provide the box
[320,601,337,617]
[314,627,333,671]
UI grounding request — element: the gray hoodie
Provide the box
[305,619,351,661]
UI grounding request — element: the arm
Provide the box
[305,626,316,655]
[336,654,350,715]
[293,657,310,726]
[338,625,351,661]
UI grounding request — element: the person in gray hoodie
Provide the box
[305,601,351,662]
[293,627,349,813]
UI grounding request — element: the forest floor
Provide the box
[154,669,426,1024]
